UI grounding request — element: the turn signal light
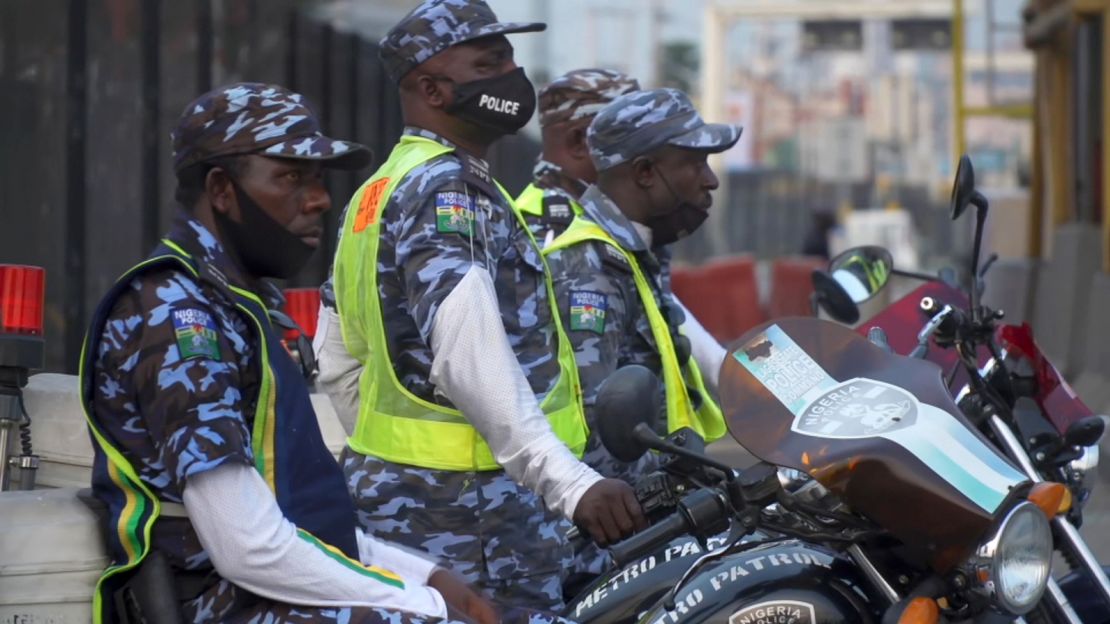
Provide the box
[1028,482,1067,519]
[897,597,940,624]
[283,288,321,341]
[0,265,45,336]
[1058,487,1073,514]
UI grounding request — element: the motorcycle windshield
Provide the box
[720,318,1029,572]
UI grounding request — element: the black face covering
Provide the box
[642,166,710,246]
[443,67,537,136]
[214,179,316,279]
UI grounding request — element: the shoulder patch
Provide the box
[603,244,630,265]
[544,196,574,224]
[458,153,500,198]
[569,291,608,334]
[171,307,222,361]
[600,243,633,274]
[435,191,475,235]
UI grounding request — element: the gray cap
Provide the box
[379,0,546,84]
[537,68,640,127]
[587,88,742,171]
[172,82,372,173]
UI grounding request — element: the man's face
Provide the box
[648,146,720,213]
[231,155,330,248]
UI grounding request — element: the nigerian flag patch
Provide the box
[435,191,474,235]
[171,308,221,361]
[569,291,607,334]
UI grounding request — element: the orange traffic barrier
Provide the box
[283,287,321,341]
[673,255,766,344]
[769,256,826,319]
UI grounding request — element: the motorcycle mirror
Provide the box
[1065,416,1106,448]
[950,155,990,323]
[595,365,665,463]
[811,270,861,324]
[950,154,975,221]
[825,245,894,303]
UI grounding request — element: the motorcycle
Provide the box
[807,155,1109,622]
[565,315,1059,623]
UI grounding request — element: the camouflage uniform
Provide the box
[518,69,639,241]
[545,187,675,486]
[546,88,741,576]
[338,0,572,612]
[90,214,439,624]
[340,124,573,612]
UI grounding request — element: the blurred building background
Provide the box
[2,0,1109,396]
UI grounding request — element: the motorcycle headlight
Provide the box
[969,502,1053,614]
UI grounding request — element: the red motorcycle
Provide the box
[812,155,1109,622]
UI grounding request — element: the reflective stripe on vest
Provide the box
[544,217,727,441]
[334,135,587,471]
[81,243,398,623]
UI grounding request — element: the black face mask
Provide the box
[642,166,709,246]
[443,67,537,137]
[214,179,316,279]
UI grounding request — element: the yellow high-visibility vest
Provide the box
[334,135,587,471]
[544,217,726,441]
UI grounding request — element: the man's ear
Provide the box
[205,168,236,217]
[631,157,656,189]
[413,74,450,110]
[567,125,590,160]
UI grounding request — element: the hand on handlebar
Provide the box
[573,478,648,546]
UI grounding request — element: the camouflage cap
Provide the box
[537,68,640,128]
[380,0,546,84]
[171,82,372,173]
[587,88,742,171]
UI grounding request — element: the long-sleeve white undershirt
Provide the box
[428,266,602,519]
[183,463,447,618]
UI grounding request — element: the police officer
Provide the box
[515,69,639,244]
[543,88,741,573]
[322,0,645,612]
[82,83,526,624]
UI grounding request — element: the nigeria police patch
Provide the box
[569,291,607,334]
[172,308,221,361]
[435,191,474,235]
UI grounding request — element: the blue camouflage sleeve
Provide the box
[546,242,635,407]
[384,158,499,342]
[123,269,255,488]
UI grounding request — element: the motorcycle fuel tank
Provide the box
[568,539,875,624]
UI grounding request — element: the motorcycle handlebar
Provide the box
[608,509,690,567]
[608,488,730,567]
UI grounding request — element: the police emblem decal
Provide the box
[172,307,221,361]
[435,191,475,235]
[569,291,607,334]
[728,600,816,624]
[794,378,918,439]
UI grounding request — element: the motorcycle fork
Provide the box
[989,415,1110,618]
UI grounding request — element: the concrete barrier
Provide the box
[1072,272,1110,415]
[982,258,1040,325]
[9,373,348,489]
[1031,224,1103,378]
